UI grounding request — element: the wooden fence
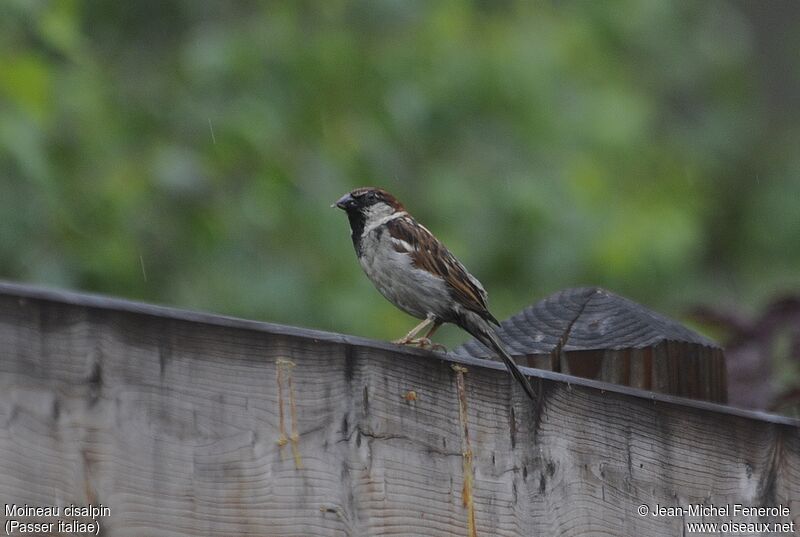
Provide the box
[0,282,797,536]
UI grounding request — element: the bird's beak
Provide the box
[331,193,353,209]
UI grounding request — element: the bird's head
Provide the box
[332,187,405,222]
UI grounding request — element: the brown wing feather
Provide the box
[386,216,493,320]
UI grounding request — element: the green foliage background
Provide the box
[1,0,798,347]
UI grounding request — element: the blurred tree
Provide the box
[692,294,800,416]
[0,0,797,358]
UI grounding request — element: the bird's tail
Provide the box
[472,325,536,400]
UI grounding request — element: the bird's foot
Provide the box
[393,336,446,352]
[409,338,448,352]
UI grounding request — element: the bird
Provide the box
[332,187,536,400]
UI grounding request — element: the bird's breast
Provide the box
[357,228,452,320]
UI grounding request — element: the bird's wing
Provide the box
[385,216,492,318]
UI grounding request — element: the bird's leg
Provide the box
[393,317,433,345]
[410,321,447,352]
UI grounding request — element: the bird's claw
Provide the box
[394,337,447,352]
[428,342,448,352]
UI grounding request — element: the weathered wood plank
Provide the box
[0,282,797,537]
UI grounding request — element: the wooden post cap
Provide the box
[455,287,727,403]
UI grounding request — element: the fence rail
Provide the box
[0,282,797,536]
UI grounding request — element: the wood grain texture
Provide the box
[456,287,727,403]
[0,283,796,537]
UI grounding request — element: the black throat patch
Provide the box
[346,210,367,256]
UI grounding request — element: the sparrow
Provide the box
[333,187,535,400]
